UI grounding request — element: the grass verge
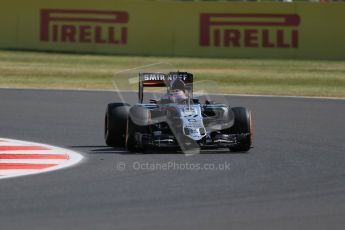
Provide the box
[0,50,344,97]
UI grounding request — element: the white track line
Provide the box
[1,87,344,100]
[0,138,83,179]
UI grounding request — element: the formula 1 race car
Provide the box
[105,72,252,153]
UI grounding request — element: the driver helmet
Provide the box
[170,78,186,93]
[169,78,187,101]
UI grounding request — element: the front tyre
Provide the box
[104,103,130,147]
[228,107,253,152]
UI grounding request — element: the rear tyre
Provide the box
[104,103,130,147]
[228,107,253,152]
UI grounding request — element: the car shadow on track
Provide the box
[69,145,129,155]
[69,145,244,155]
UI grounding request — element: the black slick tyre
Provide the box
[104,103,130,147]
[228,107,253,152]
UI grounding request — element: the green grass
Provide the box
[0,50,344,97]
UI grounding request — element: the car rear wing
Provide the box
[138,72,193,103]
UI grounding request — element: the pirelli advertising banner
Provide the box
[1,0,345,59]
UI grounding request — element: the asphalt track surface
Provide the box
[0,88,345,230]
